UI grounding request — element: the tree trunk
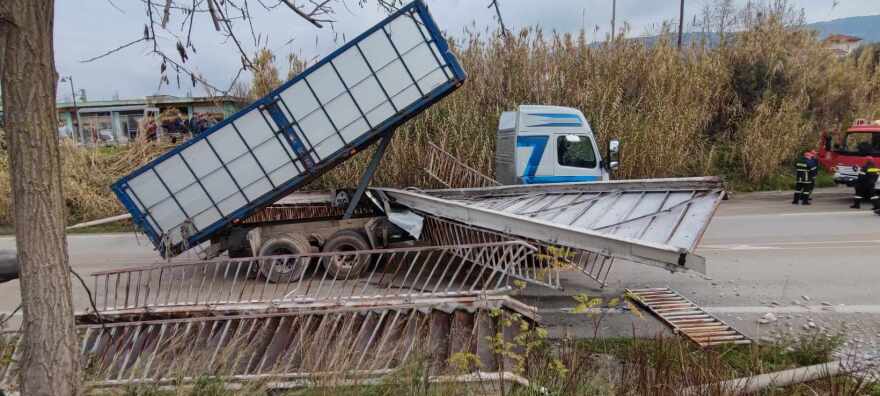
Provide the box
[0,1,82,395]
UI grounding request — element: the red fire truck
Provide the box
[818,119,880,189]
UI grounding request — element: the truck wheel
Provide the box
[321,230,371,279]
[257,235,312,283]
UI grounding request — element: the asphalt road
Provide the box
[530,186,880,358]
[0,186,878,357]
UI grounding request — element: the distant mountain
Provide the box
[807,15,880,43]
[623,14,880,48]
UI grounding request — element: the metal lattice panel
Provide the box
[626,288,751,347]
[425,142,500,189]
[89,241,535,313]
[421,216,617,289]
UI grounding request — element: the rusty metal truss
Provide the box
[421,216,615,289]
[90,241,535,314]
[0,296,538,389]
[426,142,500,189]
[626,288,751,347]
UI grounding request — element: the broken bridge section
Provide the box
[376,177,725,287]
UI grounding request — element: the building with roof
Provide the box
[55,95,247,145]
[2,95,246,143]
[823,34,863,57]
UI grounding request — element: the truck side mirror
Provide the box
[823,134,832,151]
[607,139,620,171]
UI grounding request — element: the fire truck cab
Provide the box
[818,119,880,189]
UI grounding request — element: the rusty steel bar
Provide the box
[425,142,500,189]
[421,216,616,288]
[90,241,535,312]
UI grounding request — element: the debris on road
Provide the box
[758,313,778,325]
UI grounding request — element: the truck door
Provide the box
[552,133,603,182]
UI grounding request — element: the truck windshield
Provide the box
[557,134,597,168]
[842,132,880,155]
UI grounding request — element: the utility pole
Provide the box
[60,76,80,144]
[677,0,685,48]
[611,0,616,41]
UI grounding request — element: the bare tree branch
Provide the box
[210,1,254,69]
[161,0,173,27]
[205,0,221,30]
[279,0,323,28]
[105,0,126,14]
[488,0,510,37]
[79,37,149,63]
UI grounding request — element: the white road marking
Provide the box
[704,305,880,314]
[715,210,867,219]
[544,305,880,315]
[700,240,880,251]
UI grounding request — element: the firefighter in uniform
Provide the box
[851,157,880,210]
[793,150,818,205]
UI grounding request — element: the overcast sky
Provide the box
[54,0,879,101]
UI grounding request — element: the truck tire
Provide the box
[257,235,312,283]
[321,230,371,279]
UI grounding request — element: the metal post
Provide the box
[611,0,616,41]
[677,0,685,49]
[343,131,394,219]
[63,76,81,144]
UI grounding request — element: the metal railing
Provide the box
[426,142,500,189]
[421,216,615,288]
[90,241,535,312]
[0,297,535,387]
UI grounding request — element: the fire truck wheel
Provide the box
[257,235,312,283]
[321,230,371,279]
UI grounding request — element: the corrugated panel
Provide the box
[376,177,725,273]
[112,0,465,257]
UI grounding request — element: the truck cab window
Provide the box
[557,134,596,168]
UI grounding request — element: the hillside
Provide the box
[808,14,880,42]
[629,14,880,48]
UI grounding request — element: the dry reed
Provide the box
[1,3,879,225]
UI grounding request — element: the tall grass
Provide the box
[1,3,879,224]
[313,7,880,191]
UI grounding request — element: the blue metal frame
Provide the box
[112,0,466,257]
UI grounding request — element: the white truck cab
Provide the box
[495,105,619,185]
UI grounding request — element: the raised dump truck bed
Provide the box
[112,1,465,257]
